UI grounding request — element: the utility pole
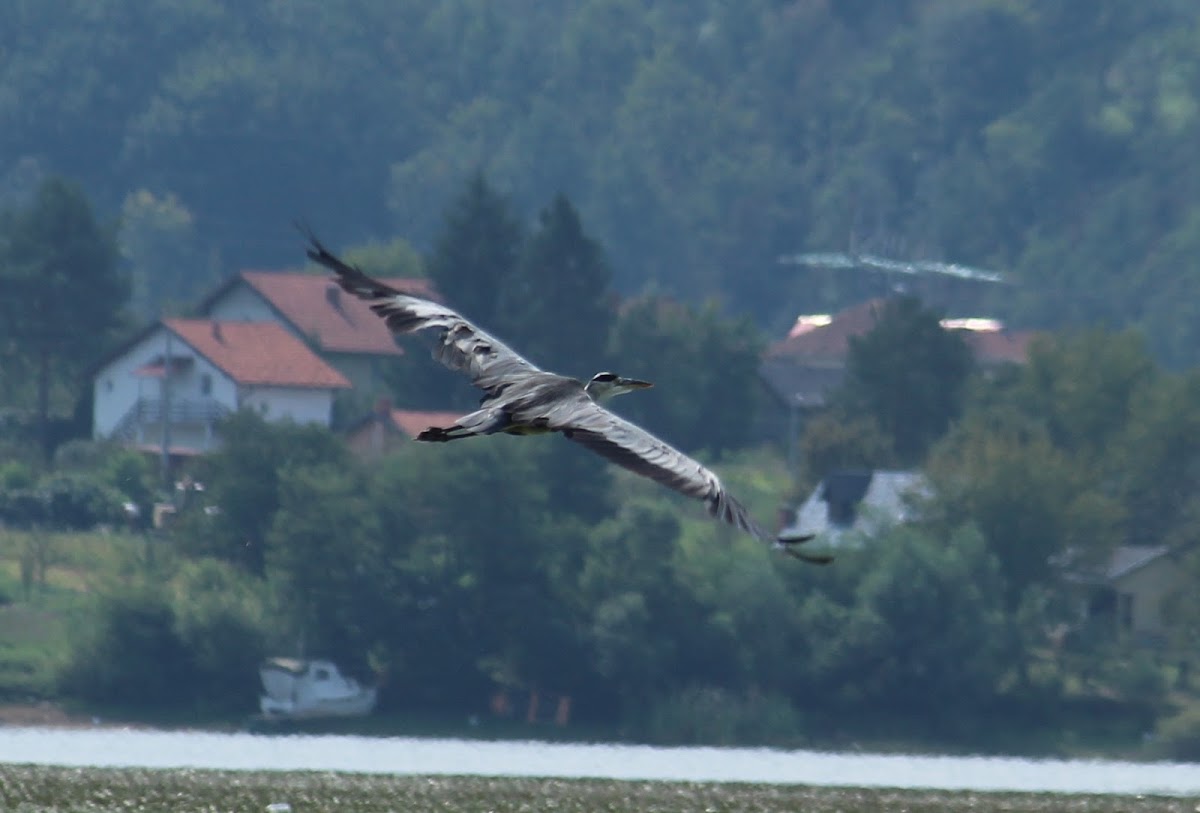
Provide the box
[160,326,173,491]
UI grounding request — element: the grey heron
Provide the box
[304,234,829,564]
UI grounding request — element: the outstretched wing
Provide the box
[553,399,831,563]
[304,232,542,395]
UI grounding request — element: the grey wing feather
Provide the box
[553,399,774,543]
[304,233,541,394]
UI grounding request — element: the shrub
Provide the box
[58,560,270,714]
[59,587,190,708]
[644,685,804,747]
[1154,704,1200,761]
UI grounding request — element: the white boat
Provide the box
[258,658,377,719]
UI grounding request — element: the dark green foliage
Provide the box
[0,178,126,456]
[358,438,592,709]
[835,297,974,465]
[266,463,380,675]
[498,194,614,377]
[171,558,268,713]
[426,171,523,330]
[928,413,1124,610]
[1156,704,1200,761]
[177,410,352,574]
[60,561,267,713]
[784,526,1008,721]
[59,587,191,709]
[606,295,764,455]
[644,685,803,746]
[0,473,126,530]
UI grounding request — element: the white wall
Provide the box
[93,326,235,439]
[239,386,334,426]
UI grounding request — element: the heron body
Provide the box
[302,231,830,564]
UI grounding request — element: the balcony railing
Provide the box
[111,397,232,446]
[128,397,230,424]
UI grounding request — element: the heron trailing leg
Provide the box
[416,425,479,442]
[417,408,510,442]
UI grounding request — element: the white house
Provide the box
[93,318,351,455]
[780,469,931,546]
[197,270,438,392]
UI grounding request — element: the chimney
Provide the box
[211,321,223,343]
[326,283,341,309]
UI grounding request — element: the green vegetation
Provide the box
[0,765,1191,813]
[1,172,1199,758]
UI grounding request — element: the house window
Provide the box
[200,374,212,396]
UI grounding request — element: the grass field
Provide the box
[0,765,1194,812]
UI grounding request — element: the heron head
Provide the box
[585,371,653,400]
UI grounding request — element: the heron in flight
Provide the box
[304,234,830,564]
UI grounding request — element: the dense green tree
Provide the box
[176,411,351,574]
[172,558,269,712]
[831,525,1007,716]
[835,297,974,466]
[1003,330,1158,463]
[59,585,190,709]
[1113,369,1200,547]
[0,178,126,457]
[498,193,614,377]
[364,438,576,708]
[575,497,694,712]
[606,295,764,455]
[266,463,379,674]
[927,411,1125,609]
[425,171,523,330]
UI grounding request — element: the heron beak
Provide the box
[617,377,653,390]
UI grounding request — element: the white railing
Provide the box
[111,397,232,443]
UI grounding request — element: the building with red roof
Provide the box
[93,318,350,455]
[198,270,439,391]
[760,298,1036,410]
[343,397,464,460]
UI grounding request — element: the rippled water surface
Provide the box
[2,727,1198,795]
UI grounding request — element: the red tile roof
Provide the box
[766,298,1034,365]
[959,328,1034,365]
[165,319,351,389]
[767,299,889,361]
[389,409,464,438]
[239,271,438,356]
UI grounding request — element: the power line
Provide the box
[778,251,1012,285]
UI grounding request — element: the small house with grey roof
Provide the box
[780,469,931,546]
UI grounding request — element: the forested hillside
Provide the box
[4,1,1200,359]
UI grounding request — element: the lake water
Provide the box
[1,726,1198,795]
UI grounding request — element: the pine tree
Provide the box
[0,177,127,458]
[499,193,613,376]
[425,171,523,328]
